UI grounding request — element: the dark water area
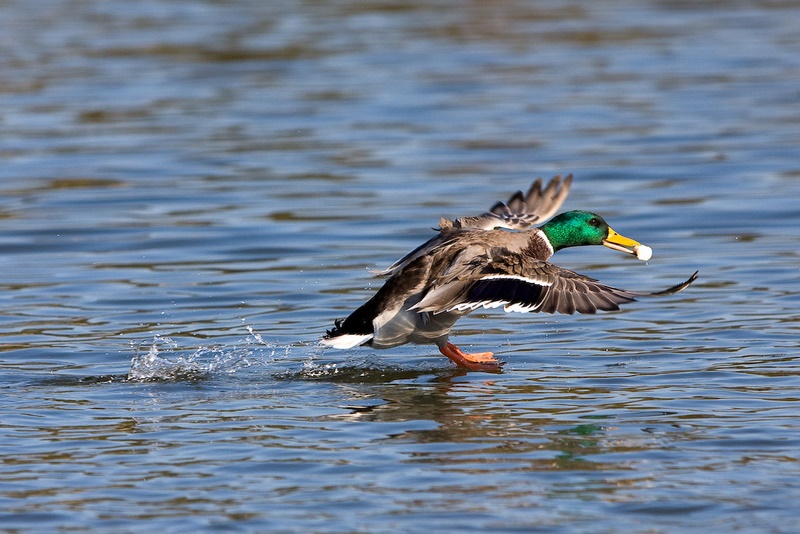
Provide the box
[2,1,800,532]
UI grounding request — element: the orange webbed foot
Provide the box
[439,342,504,373]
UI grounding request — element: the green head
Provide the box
[540,210,649,259]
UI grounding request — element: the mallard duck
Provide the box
[322,175,697,372]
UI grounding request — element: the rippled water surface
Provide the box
[2,1,800,532]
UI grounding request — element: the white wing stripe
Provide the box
[479,273,553,287]
[504,302,544,313]
[450,300,509,311]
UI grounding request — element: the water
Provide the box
[2,0,800,532]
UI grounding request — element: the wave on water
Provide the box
[127,326,283,382]
[282,353,454,383]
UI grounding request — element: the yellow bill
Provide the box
[603,227,653,261]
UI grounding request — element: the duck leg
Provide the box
[439,342,503,372]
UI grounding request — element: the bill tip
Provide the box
[635,245,652,261]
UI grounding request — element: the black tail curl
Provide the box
[325,319,346,339]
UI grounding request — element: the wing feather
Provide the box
[455,174,572,231]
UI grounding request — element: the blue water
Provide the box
[2,1,800,532]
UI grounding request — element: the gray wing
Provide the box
[454,174,572,231]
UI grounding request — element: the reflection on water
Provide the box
[2,0,800,532]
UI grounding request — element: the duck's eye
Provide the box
[588,218,601,227]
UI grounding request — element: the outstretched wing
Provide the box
[411,251,697,316]
[454,174,572,231]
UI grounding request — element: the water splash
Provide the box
[300,359,341,378]
[127,327,281,382]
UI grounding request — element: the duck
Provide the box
[321,175,697,372]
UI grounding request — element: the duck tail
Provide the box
[321,301,377,349]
